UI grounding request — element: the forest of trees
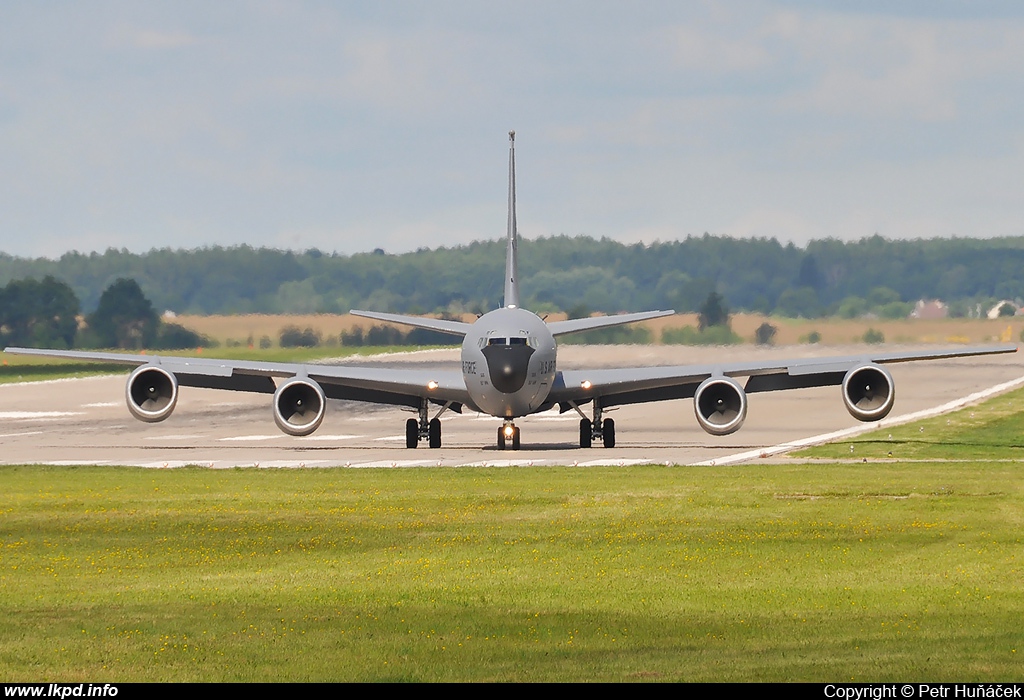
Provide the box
[0,277,207,350]
[1,233,1023,320]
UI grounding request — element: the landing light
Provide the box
[581,380,592,390]
[503,425,515,438]
[427,380,439,390]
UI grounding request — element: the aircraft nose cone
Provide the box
[481,344,535,394]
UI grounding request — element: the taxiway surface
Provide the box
[1,345,1020,468]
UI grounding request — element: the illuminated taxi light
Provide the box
[581,380,592,390]
[503,425,515,437]
[427,380,439,390]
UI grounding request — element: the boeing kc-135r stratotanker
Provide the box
[5,132,1017,449]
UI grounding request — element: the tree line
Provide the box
[0,277,206,350]
[2,233,1023,321]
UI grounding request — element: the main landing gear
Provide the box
[405,399,448,449]
[572,399,615,448]
[497,421,521,450]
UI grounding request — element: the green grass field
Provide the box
[2,457,1022,681]
[797,386,1024,462]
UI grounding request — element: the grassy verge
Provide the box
[796,386,1024,461]
[1,462,1021,682]
[0,357,125,384]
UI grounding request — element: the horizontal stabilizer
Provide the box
[546,310,674,337]
[349,310,472,337]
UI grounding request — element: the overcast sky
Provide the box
[2,1,1023,258]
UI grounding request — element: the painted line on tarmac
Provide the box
[144,434,204,441]
[218,434,284,442]
[302,434,363,441]
[0,374,122,388]
[692,373,1024,467]
[0,411,85,419]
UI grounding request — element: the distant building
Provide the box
[986,301,1017,319]
[911,299,948,320]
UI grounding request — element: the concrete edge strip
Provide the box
[690,374,1024,467]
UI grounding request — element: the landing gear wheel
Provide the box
[428,418,442,449]
[497,426,506,450]
[512,426,521,451]
[602,418,615,448]
[579,418,592,448]
[405,418,419,449]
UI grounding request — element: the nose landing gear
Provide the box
[497,421,521,450]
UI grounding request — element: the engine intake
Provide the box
[842,364,894,422]
[273,377,326,436]
[694,376,747,436]
[126,365,178,423]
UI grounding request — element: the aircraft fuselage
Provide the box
[461,307,557,418]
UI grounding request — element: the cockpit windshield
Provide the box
[486,337,530,347]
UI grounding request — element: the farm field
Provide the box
[2,435,1022,680]
[173,312,1024,348]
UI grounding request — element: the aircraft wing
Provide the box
[546,310,674,336]
[549,344,1018,408]
[349,310,472,337]
[3,347,471,410]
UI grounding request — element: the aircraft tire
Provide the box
[602,418,615,448]
[428,418,442,448]
[405,418,418,449]
[497,427,506,450]
[579,418,592,448]
[512,426,521,450]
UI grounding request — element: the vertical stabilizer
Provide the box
[504,130,520,308]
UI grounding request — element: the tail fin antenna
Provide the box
[504,130,520,308]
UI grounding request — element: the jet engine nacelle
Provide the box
[842,364,895,422]
[126,365,179,423]
[273,377,326,436]
[694,376,747,436]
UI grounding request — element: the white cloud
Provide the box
[2,2,1024,258]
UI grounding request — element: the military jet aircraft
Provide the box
[5,132,1016,450]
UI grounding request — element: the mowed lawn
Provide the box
[1,459,1021,682]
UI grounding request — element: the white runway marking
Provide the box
[81,402,119,408]
[0,431,44,438]
[0,375,120,388]
[692,373,1024,467]
[218,434,283,442]
[462,459,555,467]
[576,459,656,467]
[144,434,204,441]
[302,434,362,441]
[374,435,407,442]
[346,460,436,468]
[0,411,84,419]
